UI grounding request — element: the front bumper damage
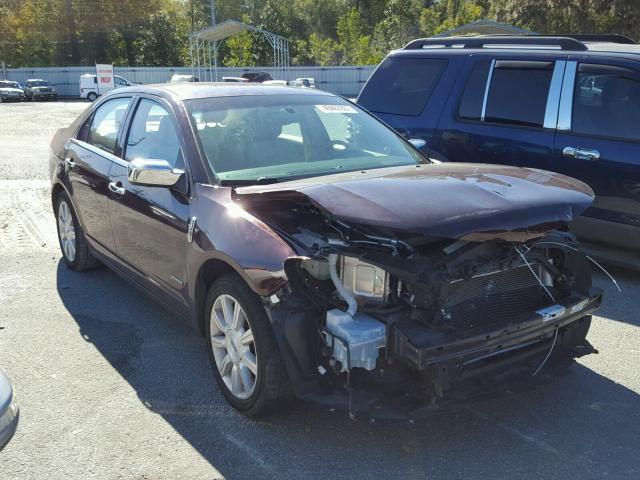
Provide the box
[265,232,602,417]
[270,286,601,417]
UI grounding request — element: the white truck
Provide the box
[79,73,132,102]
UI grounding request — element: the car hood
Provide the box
[0,88,23,94]
[233,163,595,241]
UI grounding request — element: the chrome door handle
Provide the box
[65,157,76,168]
[563,146,600,161]
[108,182,125,195]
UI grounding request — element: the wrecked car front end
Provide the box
[233,164,602,414]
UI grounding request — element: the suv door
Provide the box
[433,54,566,170]
[65,96,133,252]
[107,96,191,307]
[553,60,640,255]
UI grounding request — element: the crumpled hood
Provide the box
[233,163,595,241]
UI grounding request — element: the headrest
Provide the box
[602,77,630,106]
[202,109,228,124]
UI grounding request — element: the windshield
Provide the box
[0,81,20,89]
[28,80,50,87]
[186,94,426,184]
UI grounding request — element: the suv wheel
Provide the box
[55,192,99,271]
[205,274,291,416]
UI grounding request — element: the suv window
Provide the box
[358,57,447,116]
[485,61,553,127]
[126,99,184,168]
[458,60,492,120]
[87,97,131,154]
[572,64,640,142]
[458,60,553,127]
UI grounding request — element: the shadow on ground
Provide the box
[56,260,640,479]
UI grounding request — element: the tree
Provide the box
[134,12,189,66]
[224,32,257,67]
[337,8,382,65]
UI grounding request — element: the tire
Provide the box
[87,92,97,102]
[205,273,291,416]
[55,192,100,271]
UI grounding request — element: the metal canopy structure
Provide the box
[189,20,290,81]
[432,20,536,38]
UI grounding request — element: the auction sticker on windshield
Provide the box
[315,104,357,114]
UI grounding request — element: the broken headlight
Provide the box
[339,256,390,303]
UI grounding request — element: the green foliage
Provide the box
[133,12,189,66]
[2,0,640,68]
[224,32,257,67]
[336,8,382,65]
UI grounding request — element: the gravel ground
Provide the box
[0,102,639,479]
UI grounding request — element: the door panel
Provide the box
[65,97,132,251]
[553,61,640,249]
[65,140,115,250]
[107,98,190,306]
[434,56,564,171]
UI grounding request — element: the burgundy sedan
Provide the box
[50,84,602,416]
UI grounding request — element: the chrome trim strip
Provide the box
[543,60,566,129]
[557,61,577,131]
[70,138,128,167]
[480,59,496,122]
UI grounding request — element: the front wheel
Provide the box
[87,92,97,102]
[205,274,291,416]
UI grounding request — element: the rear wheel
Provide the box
[205,274,291,416]
[55,192,99,271]
[87,92,97,102]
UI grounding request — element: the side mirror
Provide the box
[408,138,426,149]
[128,159,184,187]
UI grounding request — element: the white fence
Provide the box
[3,65,377,99]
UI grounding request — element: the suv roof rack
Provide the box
[404,35,589,51]
[556,34,636,44]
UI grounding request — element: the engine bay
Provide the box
[239,193,602,411]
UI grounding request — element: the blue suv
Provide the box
[358,35,640,268]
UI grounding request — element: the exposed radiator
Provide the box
[442,264,551,332]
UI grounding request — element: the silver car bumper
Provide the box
[0,369,19,451]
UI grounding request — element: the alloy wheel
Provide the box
[57,200,76,262]
[209,294,257,400]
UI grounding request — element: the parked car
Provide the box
[169,74,200,83]
[358,34,640,268]
[221,76,248,83]
[262,80,289,86]
[292,77,316,89]
[23,78,58,101]
[0,368,19,451]
[0,80,26,102]
[50,83,602,416]
[241,71,273,83]
[79,74,132,102]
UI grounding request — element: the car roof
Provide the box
[112,82,335,101]
[26,78,46,82]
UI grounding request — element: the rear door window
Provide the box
[358,57,447,116]
[458,60,554,128]
[572,64,640,142]
[87,97,132,154]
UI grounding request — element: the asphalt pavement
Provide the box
[0,102,639,479]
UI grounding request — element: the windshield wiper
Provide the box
[219,176,282,186]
